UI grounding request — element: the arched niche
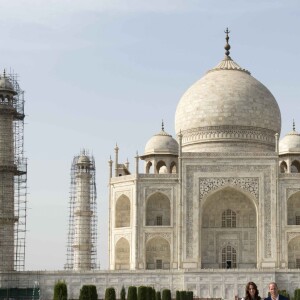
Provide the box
[146,161,152,174]
[170,161,177,174]
[146,192,170,226]
[280,161,287,173]
[156,160,167,174]
[115,237,130,270]
[291,160,300,173]
[201,187,257,269]
[287,191,300,225]
[115,195,130,228]
[145,237,170,270]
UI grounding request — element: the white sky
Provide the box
[1,0,300,270]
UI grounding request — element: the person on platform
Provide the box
[242,282,261,300]
[264,282,288,300]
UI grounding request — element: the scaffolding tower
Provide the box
[65,150,97,270]
[0,71,27,272]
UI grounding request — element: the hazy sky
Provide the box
[1,0,300,270]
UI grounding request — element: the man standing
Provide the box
[264,282,288,300]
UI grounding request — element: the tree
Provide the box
[53,280,68,300]
[104,287,116,300]
[294,289,300,300]
[138,286,147,300]
[120,286,126,300]
[176,291,180,300]
[127,286,137,300]
[187,291,193,300]
[156,291,161,300]
[80,285,98,300]
[162,289,171,300]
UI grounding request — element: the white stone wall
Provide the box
[3,269,300,300]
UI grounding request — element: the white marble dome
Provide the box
[279,129,300,154]
[144,128,179,156]
[175,56,281,152]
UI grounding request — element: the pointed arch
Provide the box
[145,237,170,270]
[146,192,170,226]
[291,160,300,173]
[280,161,287,173]
[115,237,130,270]
[170,161,177,174]
[115,195,130,228]
[287,191,300,225]
[288,236,300,268]
[201,186,257,269]
[146,161,152,174]
[156,160,167,174]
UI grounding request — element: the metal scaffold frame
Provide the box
[65,151,97,270]
[10,72,28,272]
[0,71,27,274]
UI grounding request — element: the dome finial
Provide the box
[162,119,164,131]
[293,119,296,131]
[3,69,6,78]
[224,27,231,57]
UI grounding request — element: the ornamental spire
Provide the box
[162,119,164,131]
[293,119,295,131]
[224,28,231,57]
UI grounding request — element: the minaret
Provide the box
[65,150,97,270]
[0,70,27,271]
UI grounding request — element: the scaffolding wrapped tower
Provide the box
[0,70,27,272]
[65,150,97,270]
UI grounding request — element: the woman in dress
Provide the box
[243,282,261,300]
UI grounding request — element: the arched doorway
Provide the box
[288,236,300,268]
[145,237,170,269]
[201,187,257,269]
[287,191,300,225]
[115,238,130,270]
[146,192,170,226]
[115,195,130,227]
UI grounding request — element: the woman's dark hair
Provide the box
[245,282,260,300]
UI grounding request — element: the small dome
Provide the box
[0,72,16,94]
[77,154,90,164]
[144,128,179,156]
[279,129,300,154]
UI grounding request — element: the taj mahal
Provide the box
[1,29,300,299]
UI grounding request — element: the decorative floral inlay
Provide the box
[145,232,171,244]
[199,177,259,201]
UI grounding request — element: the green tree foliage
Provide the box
[80,285,98,300]
[138,286,147,300]
[156,291,161,300]
[151,288,156,300]
[176,291,180,300]
[180,291,187,300]
[187,291,193,300]
[104,287,116,300]
[294,289,300,300]
[279,290,289,299]
[162,289,171,300]
[145,287,154,300]
[127,286,137,300]
[120,286,126,300]
[53,280,68,300]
